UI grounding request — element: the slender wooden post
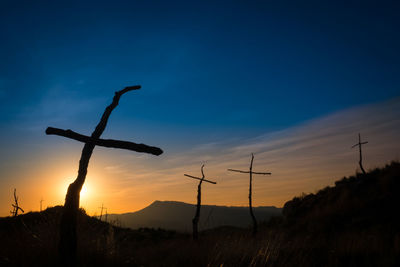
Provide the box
[184,164,217,240]
[40,198,44,212]
[46,85,163,265]
[352,133,368,174]
[248,154,256,234]
[99,203,105,221]
[228,153,271,235]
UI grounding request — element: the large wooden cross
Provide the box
[184,164,216,240]
[46,85,163,264]
[352,133,368,174]
[228,153,271,235]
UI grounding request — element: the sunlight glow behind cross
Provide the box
[80,184,89,200]
[60,178,93,203]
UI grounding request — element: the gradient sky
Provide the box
[1,1,399,216]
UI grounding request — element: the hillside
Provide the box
[282,161,400,232]
[107,201,281,232]
[0,206,181,266]
[275,161,400,266]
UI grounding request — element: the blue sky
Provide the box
[1,1,399,137]
[0,1,399,215]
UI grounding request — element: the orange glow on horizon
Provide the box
[1,100,400,217]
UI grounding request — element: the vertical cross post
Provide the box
[45,85,163,265]
[184,164,217,240]
[352,133,368,174]
[228,153,271,235]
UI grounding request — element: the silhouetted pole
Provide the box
[45,85,163,265]
[352,133,368,174]
[184,164,217,240]
[40,198,44,212]
[10,188,24,217]
[104,208,108,223]
[228,153,271,235]
[99,203,105,221]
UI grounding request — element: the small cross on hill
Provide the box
[10,188,24,217]
[184,164,217,240]
[228,153,271,235]
[352,133,368,174]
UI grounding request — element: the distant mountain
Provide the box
[107,201,281,232]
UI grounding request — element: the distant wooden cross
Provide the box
[184,164,216,240]
[40,198,44,212]
[98,203,105,221]
[228,153,271,235]
[10,188,24,217]
[351,133,368,174]
[46,85,163,264]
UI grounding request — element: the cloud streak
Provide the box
[107,98,400,210]
[0,98,399,215]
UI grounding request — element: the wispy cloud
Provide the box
[1,98,399,215]
[106,98,400,210]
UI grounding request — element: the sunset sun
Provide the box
[80,184,89,200]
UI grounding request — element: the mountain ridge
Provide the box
[107,200,281,232]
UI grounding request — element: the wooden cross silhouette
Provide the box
[228,153,271,235]
[10,188,24,217]
[352,133,368,174]
[46,85,163,263]
[98,203,105,221]
[184,164,216,240]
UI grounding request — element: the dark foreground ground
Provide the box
[1,162,399,266]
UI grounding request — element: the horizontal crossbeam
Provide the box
[46,127,163,156]
[184,174,217,184]
[227,169,271,175]
[12,204,24,212]
[352,141,368,148]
